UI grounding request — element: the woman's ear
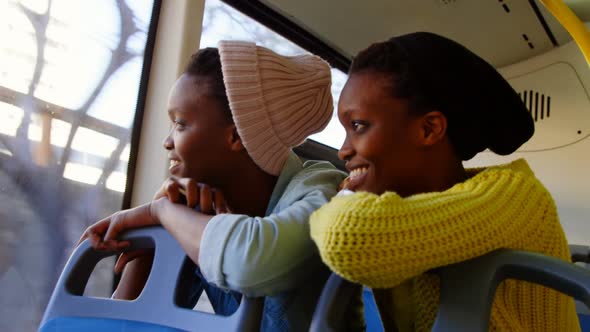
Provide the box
[420,111,447,147]
[226,125,245,151]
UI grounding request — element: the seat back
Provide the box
[311,249,590,332]
[309,273,363,332]
[570,244,590,263]
[39,226,263,332]
[433,249,590,331]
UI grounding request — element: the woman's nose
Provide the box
[338,138,353,161]
[163,134,173,150]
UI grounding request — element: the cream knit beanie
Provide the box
[218,40,333,176]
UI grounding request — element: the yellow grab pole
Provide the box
[539,0,590,66]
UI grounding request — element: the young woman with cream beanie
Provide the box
[78,41,346,331]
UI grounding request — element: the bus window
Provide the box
[0,0,159,330]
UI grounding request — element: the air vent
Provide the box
[505,62,590,152]
[518,90,551,122]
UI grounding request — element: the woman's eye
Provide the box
[351,121,367,132]
[174,119,186,129]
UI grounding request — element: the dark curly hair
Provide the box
[183,48,233,122]
[348,32,534,161]
[349,40,433,115]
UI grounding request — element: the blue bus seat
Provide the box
[311,249,590,332]
[38,226,263,332]
[433,249,590,331]
[570,244,590,331]
[362,287,384,332]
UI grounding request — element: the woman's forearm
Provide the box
[112,199,212,299]
[152,197,213,264]
[112,255,153,300]
[310,169,550,288]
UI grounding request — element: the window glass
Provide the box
[201,0,347,150]
[0,1,157,330]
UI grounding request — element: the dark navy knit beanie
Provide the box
[372,32,535,160]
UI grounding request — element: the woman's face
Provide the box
[337,71,425,196]
[163,74,233,184]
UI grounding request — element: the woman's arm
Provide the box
[107,179,223,300]
[310,168,558,289]
[106,189,332,298]
[78,198,213,300]
[199,189,334,297]
[152,197,212,263]
[112,255,153,300]
[198,167,344,297]
[79,198,213,264]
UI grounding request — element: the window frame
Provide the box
[123,0,163,209]
[221,0,351,72]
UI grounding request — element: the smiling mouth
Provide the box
[347,167,368,190]
[169,160,180,170]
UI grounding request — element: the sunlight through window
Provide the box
[50,118,71,148]
[0,147,13,156]
[0,102,24,136]
[120,144,130,162]
[0,1,157,330]
[71,127,118,158]
[106,171,127,193]
[63,162,103,185]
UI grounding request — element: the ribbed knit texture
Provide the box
[218,41,333,175]
[310,159,580,331]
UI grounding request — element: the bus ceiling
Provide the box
[255,0,589,68]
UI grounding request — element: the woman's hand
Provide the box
[112,178,230,273]
[154,176,229,214]
[76,202,159,252]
